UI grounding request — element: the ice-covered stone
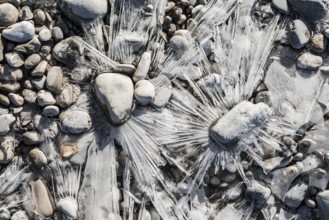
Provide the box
[210,101,271,148]
[297,52,322,70]
[94,73,134,124]
[58,197,77,219]
[133,51,151,82]
[134,80,155,105]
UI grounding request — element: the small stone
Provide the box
[288,19,310,50]
[305,198,316,208]
[0,208,10,220]
[31,75,46,90]
[56,84,80,108]
[31,60,47,76]
[0,114,15,135]
[22,89,37,104]
[24,53,42,69]
[210,176,220,186]
[189,0,197,6]
[225,162,237,173]
[133,51,151,82]
[324,29,329,39]
[8,93,24,106]
[59,110,92,134]
[33,9,46,25]
[58,197,78,219]
[15,35,41,54]
[134,80,155,105]
[19,6,33,21]
[23,131,43,145]
[29,178,54,217]
[37,90,56,106]
[0,136,15,164]
[94,73,134,124]
[284,181,308,208]
[0,35,4,62]
[297,52,323,70]
[52,27,64,42]
[24,80,33,89]
[255,91,272,106]
[177,14,187,25]
[113,63,136,75]
[272,0,289,14]
[2,21,35,43]
[310,34,327,53]
[152,87,172,109]
[46,66,63,94]
[38,28,52,42]
[11,211,29,220]
[288,0,326,22]
[0,64,23,81]
[0,3,18,26]
[169,35,188,56]
[5,52,24,67]
[245,180,271,209]
[0,94,10,106]
[60,142,77,158]
[52,37,84,65]
[42,105,59,117]
[165,2,175,12]
[0,82,20,93]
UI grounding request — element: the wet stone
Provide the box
[59,110,92,134]
[288,0,326,22]
[0,64,23,81]
[2,21,35,43]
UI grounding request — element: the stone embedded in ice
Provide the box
[284,181,308,208]
[210,101,272,148]
[245,180,271,209]
[58,197,78,219]
[94,73,134,125]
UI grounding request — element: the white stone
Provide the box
[133,51,151,82]
[0,114,15,135]
[60,110,92,134]
[58,197,77,219]
[134,80,155,105]
[38,28,52,41]
[37,90,56,106]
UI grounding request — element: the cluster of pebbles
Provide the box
[1,0,329,220]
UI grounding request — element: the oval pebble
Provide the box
[2,21,35,42]
[42,105,59,117]
[59,110,92,134]
[0,3,18,26]
[134,80,155,105]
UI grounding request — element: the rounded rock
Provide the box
[297,52,323,70]
[2,21,35,43]
[38,28,52,42]
[8,93,24,106]
[5,52,24,68]
[11,211,29,220]
[42,105,59,117]
[52,27,64,42]
[37,90,56,106]
[59,110,92,134]
[0,114,15,135]
[169,35,189,55]
[0,3,18,26]
[60,142,77,158]
[0,136,15,164]
[24,53,42,69]
[46,66,63,94]
[58,197,78,219]
[19,6,33,21]
[134,80,155,105]
[0,64,23,81]
[288,19,310,49]
[23,131,43,145]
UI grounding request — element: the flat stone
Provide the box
[177,65,203,80]
[272,0,289,14]
[210,101,272,148]
[169,35,188,56]
[23,131,43,145]
[58,0,108,24]
[0,64,23,81]
[46,66,63,94]
[2,21,34,43]
[8,93,24,106]
[42,105,59,117]
[31,75,46,90]
[5,52,24,67]
[24,53,42,69]
[31,60,47,77]
[0,3,18,26]
[95,73,134,124]
[288,19,310,49]
[0,114,15,135]
[133,51,151,82]
[59,109,92,134]
[288,0,326,22]
[37,90,56,106]
[134,80,155,105]
[19,6,33,21]
[113,63,136,75]
[297,52,323,70]
[0,82,20,93]
[56,84,80,108]
[14,35,41,54]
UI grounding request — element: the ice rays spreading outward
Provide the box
[5,0,327,219]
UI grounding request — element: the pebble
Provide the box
[31,60,48,76]
[8,93,24,106]
[38,28,52,42]
[0,82,20,93]
[0,3,18,26]
[42,105,59,117]
[22,89,37,104]
[37,90,56,106]
[113,63,136,75]
[52,27,64,42]
[134,80,155,105]
[5,52,24,67]
[272,0,289,14]
[133,51,151,82]
[245,180,271,209]
[58,197,78,219]
[255,91,272,106]
[0,34,4,62]
[0,136,15,164]
[305,198,316,208]
[14,35,41,54]
[191,5,205,18]
[94,73,134,124]
[225,162,237,173]
[310,33,327,53]
[33,9,46,25]
[288,19,310,50]
[19,6,33,21]
[0,114,15,135]
[288,0,326,22]
[297,53,323,70]
[60,142,77,158]
[46,66,63,94]
[11,211,29,220]
[284,181,308,208]
[31,75,46,90]
[320,66,329,75]
[24,53,42,69]
[0,208,10,220]
[0,94,10,106]
[52,37,83,65]
[177,65,202,80]
[169,35,189,56]
[0,64,23,81]
[2,21,35,43]
[58,0,108,24]
[23,131,43,145]
[152,86,172,109]
[59,110,92,134]
[210,176,220,186]
[29,178,54,217]
[56,84,80,108]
